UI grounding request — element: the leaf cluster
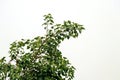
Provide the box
[0,14,84,80]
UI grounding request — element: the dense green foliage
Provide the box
[0,14,84,80]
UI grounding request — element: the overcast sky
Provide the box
[0,0,120,80]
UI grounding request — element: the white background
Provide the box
[0,0,120,80]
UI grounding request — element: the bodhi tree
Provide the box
[0,14,84,80]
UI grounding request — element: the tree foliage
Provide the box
[0,14,84,80]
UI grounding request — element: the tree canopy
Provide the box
[0,14,84,80]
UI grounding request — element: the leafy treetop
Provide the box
[0,13,84,80]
